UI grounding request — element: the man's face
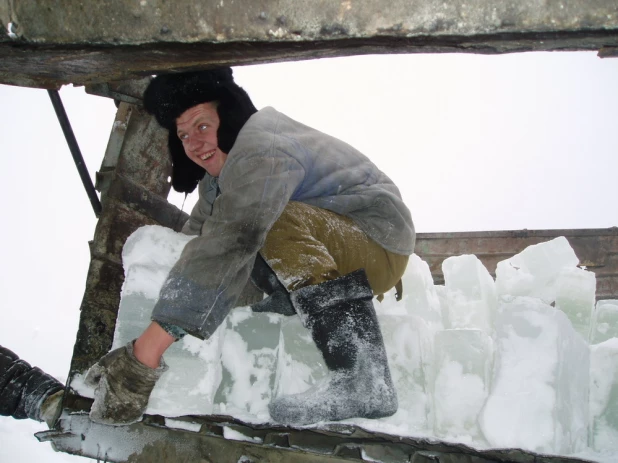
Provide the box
[176,102,228,177]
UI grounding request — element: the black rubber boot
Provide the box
[250,253,295,316]
[268,269,398,425]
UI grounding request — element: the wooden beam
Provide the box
[1,0,617,88]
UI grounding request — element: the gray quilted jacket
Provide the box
[152,107,415,339]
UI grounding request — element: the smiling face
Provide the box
[176,102,228,177]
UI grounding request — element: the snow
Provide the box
[164,418,202,432]
[69,226,618,462]
[222,427,263,443]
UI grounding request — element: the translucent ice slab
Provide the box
[113,226,222,417]
[396,254,443,328]
[114,291,224,417]
[273,315,326,399]
[442,254,497,332]
[591,300,618,344]
[495,236,579,304]
[590,338,618,452]
[149,326,224,417]
[433,329,493,442]
[214,308,281,421]
[379,314,433,431]
[480,296,589,454]
[554,267,596,341]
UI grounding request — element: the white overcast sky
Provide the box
[0,51,617,462]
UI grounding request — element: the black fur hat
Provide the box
[143,68,257,193]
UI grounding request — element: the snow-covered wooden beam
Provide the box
[1,0,617,88]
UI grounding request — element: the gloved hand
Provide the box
[39,390,64,427]
[84,341,168,426]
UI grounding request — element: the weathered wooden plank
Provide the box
[67,101,176,377]
[5,0,618,45]
[1,0,617,88]
[415,228,618,299]
[36,412,593,463]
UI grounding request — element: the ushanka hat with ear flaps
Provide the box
[143,68,257,193]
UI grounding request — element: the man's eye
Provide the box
[198,124,208,131]
[178,134,188,141]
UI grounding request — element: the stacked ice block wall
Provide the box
[590,300,618,451]
[91,226,617,457]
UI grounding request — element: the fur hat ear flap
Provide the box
[168,134,206,194]
[214,85,256,155]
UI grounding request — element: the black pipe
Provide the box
[47,90,102,217]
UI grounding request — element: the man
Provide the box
[86,68,415,426]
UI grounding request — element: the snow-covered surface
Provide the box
[71,225,618,462]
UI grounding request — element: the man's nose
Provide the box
[187,136,203,152]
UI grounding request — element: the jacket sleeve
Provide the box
[0,345,64,421]
[151,148,305,339]
[181,200,207,236]
[181,176,219,236]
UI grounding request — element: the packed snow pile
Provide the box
[73,226,618,461]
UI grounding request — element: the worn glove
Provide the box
[39,390,64,427]
[84,341,168,426]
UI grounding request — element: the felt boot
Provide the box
[268,269,398,425]
[84,341,168,426]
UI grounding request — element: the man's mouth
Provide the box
[199,150,215,161]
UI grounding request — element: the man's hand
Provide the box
[84,342,167,426]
